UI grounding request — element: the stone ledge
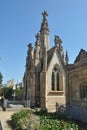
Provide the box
[48,91,64,95]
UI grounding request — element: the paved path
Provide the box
[0,107,19,130]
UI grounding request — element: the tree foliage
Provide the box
[0,86,13,99]
[15,89,23,100]
[0,88,3,96]
[4,87,13,99]
[0,86,23,100]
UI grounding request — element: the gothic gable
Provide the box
[47,46,64,67]
[47,47,65,73]
[74,49,87,63]
[46,46,66,99]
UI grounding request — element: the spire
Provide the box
[65,50,69,65]
[43,46,47,71]
[40,10,49,32]
[34,33,41,66]
[26,43,34,71]
[40,10,50,54]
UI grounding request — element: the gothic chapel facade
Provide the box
[23,11,87,122]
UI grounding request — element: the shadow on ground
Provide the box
[7,120,14,130]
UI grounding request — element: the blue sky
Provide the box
[0,0,87,83]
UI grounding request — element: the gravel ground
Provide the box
[0,107,18,130]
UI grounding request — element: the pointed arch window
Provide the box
[51,67,60,91]
[56,72,59,90]
[51,72,55,90]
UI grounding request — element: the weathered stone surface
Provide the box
[23,11,87,122]
[23,11,66,112]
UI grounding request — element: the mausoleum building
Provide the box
[23,11,87,122]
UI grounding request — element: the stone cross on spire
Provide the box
[40,10,50,52]
[42,10,48,20]
[40,10,49,32]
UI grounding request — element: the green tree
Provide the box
[0,88,3,96]
[0,72,3,84]
[3,87,13,99]
[15,89,23,100]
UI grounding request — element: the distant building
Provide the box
[6,79,23,90]
[15,82,23,90]
[6,79,15,87]
[23,11,87,122]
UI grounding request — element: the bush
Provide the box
[11,109,32,130]
[11,109,80,130]
[11,109,40,130]
[37,110,79,130]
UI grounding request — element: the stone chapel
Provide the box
[23,11,87,122]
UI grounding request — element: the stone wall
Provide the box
[46,96,65,112]
[67,104,87,122]
[67,64,87,122]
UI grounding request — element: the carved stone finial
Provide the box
[35,33,40,42]
[40,10,49,32]
[54,35,62,45]
[35,33,41,46]
[28,43,33,50]
[65,50,69,65]
[42,10,48,19]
